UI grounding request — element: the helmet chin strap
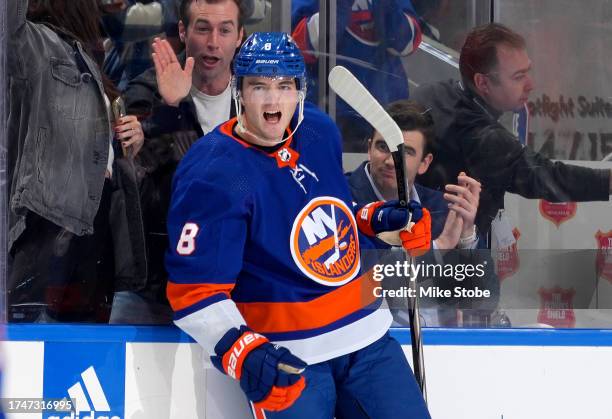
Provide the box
[233,91,306,147]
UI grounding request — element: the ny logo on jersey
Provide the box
[290,197,360,286]
[348,0,376,43]
[352,0,372,11]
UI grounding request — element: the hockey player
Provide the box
[165,32,431,418]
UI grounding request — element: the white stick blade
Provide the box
[328,66,404,151]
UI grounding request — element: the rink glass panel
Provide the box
[1,0,611,328]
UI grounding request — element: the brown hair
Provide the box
[371,100,435,157]
[180,0,247,30]
[28,0,119,99]
[459,23,526,89]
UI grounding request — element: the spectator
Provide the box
[347,100,481,251]
[292,0,423,150]
[6,0,147,323]
[412,23,612,244]
[110,0,249,323]
[346,100,500,326]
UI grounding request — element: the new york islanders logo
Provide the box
[290,197,360,286]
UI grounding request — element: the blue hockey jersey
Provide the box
[165,103,391,363]
[292,0,422,117]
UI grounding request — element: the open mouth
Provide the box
[263,111,282,124]
[202,56,220,65]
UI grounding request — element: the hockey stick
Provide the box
[328,66,427,400]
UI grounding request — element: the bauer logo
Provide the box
[290,197,360,286]
[43,341,125,419]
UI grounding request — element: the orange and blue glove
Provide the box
[400,206,431,256]
[211,326,306,412]
[357,199,431,256]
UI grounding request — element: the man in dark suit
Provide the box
[346,100,501,326]
[347,100,481,251]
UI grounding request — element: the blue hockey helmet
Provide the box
[233,32,306,93]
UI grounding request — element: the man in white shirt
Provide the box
[112,0,249,323]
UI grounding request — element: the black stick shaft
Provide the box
[392,147,409,208]
[392,146,427,400]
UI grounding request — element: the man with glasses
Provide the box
[412,23,612,246]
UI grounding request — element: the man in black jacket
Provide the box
[412,23,612,244]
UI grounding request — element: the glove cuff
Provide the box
[356,201,385,237]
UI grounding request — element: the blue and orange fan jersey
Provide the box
[292,0,422,118]
[165,103,392,364]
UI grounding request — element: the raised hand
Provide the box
[444,172,481,238]
[435,209,464,250]
[151,37,195,107]
[436,172,481,249]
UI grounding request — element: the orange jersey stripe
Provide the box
[167,281,234,311]
[236,270,378,334]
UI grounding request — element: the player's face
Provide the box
[483,45,534,112]
[240,76,299,144]
[368,130,432,200]
[179,0,243,83]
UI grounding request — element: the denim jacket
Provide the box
[7,0,146,290]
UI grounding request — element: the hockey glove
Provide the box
[211,326,306,412]
[356,199,421,237]
[399,207,431,257]
[357,200,431,255]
